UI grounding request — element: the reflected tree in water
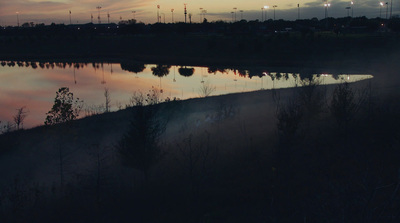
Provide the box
[151,64,171,90]
[207,66,228,74]
[30,62,37,69]
[178,66,195,77]
[248,68,265,78]
[120,61,146,73]
[39,62,45,69]
[151,64,171,77]
[237,69,248,78]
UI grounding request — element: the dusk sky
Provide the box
[0,0,398,26]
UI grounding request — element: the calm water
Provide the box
[0,61,373,129]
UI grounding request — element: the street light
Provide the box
[273,5,277,20]
[346,7,351,17]
[239,10,244,20]
[233,7,237,22]
[132,11,136,20]
[199,8,203,22]
[157,5,160,23]
[201,10,207,22]
[231,12,234,22]
[297,4,300,20]
[351,1,354,17]
[261,7,264,21]
[161,13,165,23]
[96,6,101,24]
[324,2,331,19]
[380,2,384,18]
[184,3,187,23]
[171,9,174,23]
[385,2,389,19]
[263,6,269,21]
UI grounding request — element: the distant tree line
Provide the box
[1,16,400,38]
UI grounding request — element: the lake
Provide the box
[0,61,373,129]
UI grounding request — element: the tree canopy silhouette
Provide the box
[151,64,171,77]
[44,87,83,125]
[120,62,146,73]
[178,66,195,77]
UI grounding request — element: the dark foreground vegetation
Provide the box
[0,77,399,222]
[1,17,400,68]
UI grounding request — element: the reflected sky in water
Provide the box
[0,61,373,129]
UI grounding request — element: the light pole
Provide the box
[199,8,203,22]
[273,5,277,20]
[351,1,354,17]
[390,0,393,18]
[184,3,187,23]
[346,7,351,17]
[297,4,300,20]
[171,9,174,23]
[107,11,110,23]
[132,11,136,20]
[264,6,269,21]
[202,10,207,22]
[231,12,234,22]
[96,6,101,24]
[324,2,330,19]
[380,2,384,18]
[16,12,19,27]
[240,10,244,20]
[161,13,165,23]
[233,7,237,22]
[261,7,264,21]
[157,5,160,23]
[385,2,388,19]
[69,10,72,25]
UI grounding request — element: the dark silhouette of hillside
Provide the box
[0,79,399,222]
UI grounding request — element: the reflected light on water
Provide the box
[0,61,373,128]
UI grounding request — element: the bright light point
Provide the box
[264,6,269,9]
[380,2,384,6]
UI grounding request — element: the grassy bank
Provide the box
[0,78,399,222]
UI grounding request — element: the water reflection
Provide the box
[0,60,373,129]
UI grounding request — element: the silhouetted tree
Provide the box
[104,88,111,113]
[44,87,83,125]
[198,81,216,97]
[330,82,357,133]
[116,103,166,185]
[13,106,28,130]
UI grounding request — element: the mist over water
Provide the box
[0,61,373,128]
